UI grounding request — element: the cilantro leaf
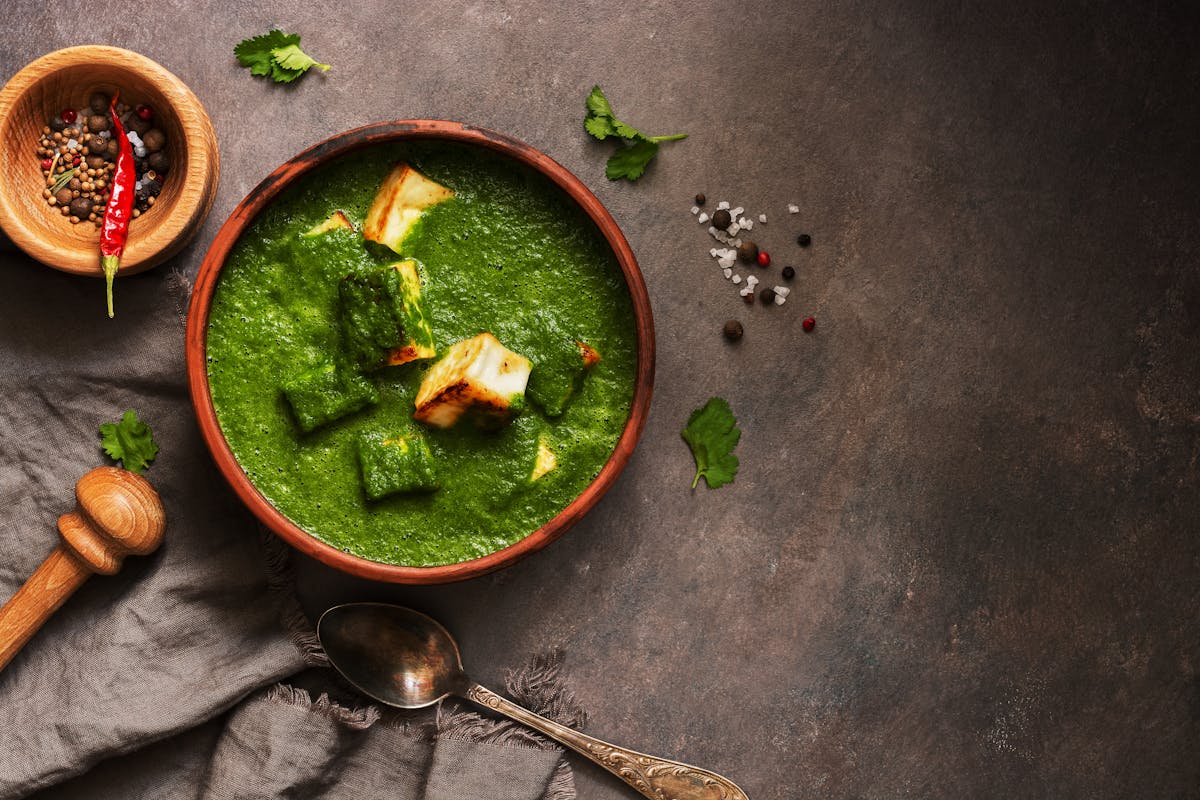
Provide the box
[606,139,660,181]
[235,30,297,77]
[584,85,686,181]
[99,410,159,474]
[681,397,740,490]
[235,30,330,84]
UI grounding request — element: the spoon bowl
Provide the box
[317,602,751,800]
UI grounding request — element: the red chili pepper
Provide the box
[100,93,135,318]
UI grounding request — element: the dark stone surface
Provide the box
[4,2,1199,797]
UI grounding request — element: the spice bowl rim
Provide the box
[0,45,219,276]
[186,120,655,585]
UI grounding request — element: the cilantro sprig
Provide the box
[682,397,740,490]
[235,30,330,84]
[585,86,686,181]
[100,410,159,474]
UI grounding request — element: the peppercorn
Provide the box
[757,251,771,267]
[802,316,816,332]
[797,233,812,247]
[68,177,82,191]
[759,287,776,304]
[147,151,169,174]
[105,138,120,160]
[782,266,795,281]
[86,155,106,170]
[136,104,154,121]
[722,320,744,341]
[711,209,731,229]
[736,240,759,264]
[142,129,165,152]
[69,197,93,218]
[127,114,151,136]
[742,292,754,305]
[60,108,77,125]
[49,116,67,133]
[694,193,706,206]
[89,92,110,114]
[54,187,73,206]
[87,114,110,133]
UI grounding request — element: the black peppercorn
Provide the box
[694,193,706,206]
[711,209,732,229]
[89,92,111,114]
[759,287,776,304]
[142,129,166,152]
[147,150,170,174]
[782,266,795,280]
[722,320,744,341]
[736,240,759,264]
[797,233,812,247]
[68,196,93,218]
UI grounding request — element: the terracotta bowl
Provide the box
[0,46,218,275]
[187,120,655,584]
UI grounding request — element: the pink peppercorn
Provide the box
[802,317,816,332]
[61,108,77,124]
[757,251,771,267]
[136,104,153,121]
[40,158,52,170]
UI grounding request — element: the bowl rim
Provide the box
[186,119,655,584]
[0,44,219,276]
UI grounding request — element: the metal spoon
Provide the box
[318,603,749,800]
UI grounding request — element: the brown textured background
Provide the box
[3,1,1199,797]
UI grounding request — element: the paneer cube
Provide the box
[414,333,532,429]
[383,260,436,366]
[527,325,602,418]
[362,162,455,254]
[530,435,557,481]
[357,431,439,500]
[338,261,435,370]
[281,363,378,433]
[302,210,354,237]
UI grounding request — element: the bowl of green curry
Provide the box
[186,121,653,584]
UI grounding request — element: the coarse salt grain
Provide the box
[732,206,744,217]
[698,213,709,224]
[774,286,791,297]
[759,214,767,223]
[717,201,730,210]
[718,257,735,269]
[746,275,759,287]
[66,138,78,149]
[723,267,733,278]
[775,295,786,305]
[787,204,799,214]
[742,219,754,230]
[690,206,700,215]
[709,248,719,257]
[732,274,742,284]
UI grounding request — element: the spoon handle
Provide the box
[465,682,749,800]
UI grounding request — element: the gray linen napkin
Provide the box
[0,260,581,798]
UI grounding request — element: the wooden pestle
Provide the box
[0,466,166,672]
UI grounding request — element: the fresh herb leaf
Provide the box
[235,30,329,83]
[99,410,159,474]
[584,85,686,181]
[681,397,740,490]
[605,139,660,181]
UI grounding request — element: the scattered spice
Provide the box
[797,233,812,247]
[757,251,771,267]
[736,240,758,263]
[694,193,706,206]
[722,320,743,341]
[711,209,732,229]
[759,287,776,304]
[782,266,795,281]
[803,316,816,332]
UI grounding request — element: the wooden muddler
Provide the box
[0,466,166,672]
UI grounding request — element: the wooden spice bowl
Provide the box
[187,121,655,584]
[0,46,218,276]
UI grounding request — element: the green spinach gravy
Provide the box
[207,143,637,566]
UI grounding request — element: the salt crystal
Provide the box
[98,130,111,139]
[732,274,742,284]
[740,287,752,296]
[728,222,740,234]
[774,286,791,297]
[732,206,744,217]
[135,180,143,190]
[690,206,700,215]
[134,146,147,158]
[717,201,730,210]
[698,213,710,224]
[707,226,719,236]
[788,204,799,214]
[66,138,78,149]
[742,219,754,230]
[127,131,142,146]
[709,248,719,257]
[732,238,742,247]
[718,257,735,269]
[775,295,786,305]
[759,214,767,223]
[746,275,759,287]
[723,268,733,279]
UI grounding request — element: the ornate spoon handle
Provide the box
[465,682,749,800]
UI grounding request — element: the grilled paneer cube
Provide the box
[363,162,455,254]
[302,210,354,237]
[357,431,439,500]
[414,333,532,429]
[530,435,557,481]
[282,363,378,433]
[526,315,602,417]
[338,261,435,370]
